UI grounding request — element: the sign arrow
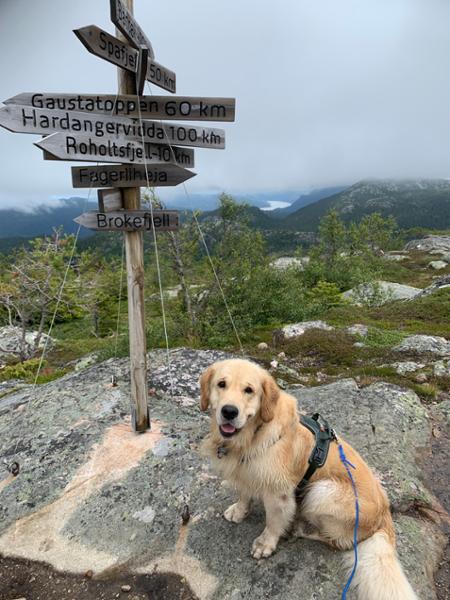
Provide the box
[74,25,176,93]
[0,105,225,149]
[34,132,195,167]
[110,0,154,57]
[5,94,236,122]
[71,163,196,188]
[74,210,179,232]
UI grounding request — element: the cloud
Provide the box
[1,0,449,208]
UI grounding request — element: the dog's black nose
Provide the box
[221,404,239,421]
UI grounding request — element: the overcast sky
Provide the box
[1,0,450,209]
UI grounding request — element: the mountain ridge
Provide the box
[280,178,450,230]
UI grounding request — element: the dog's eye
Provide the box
[244,387,254,394]
[218,381,226,388]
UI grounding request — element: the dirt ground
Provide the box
[0,555,198,600]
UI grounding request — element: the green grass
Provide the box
[362,328,406,348]
[325,288,450,337]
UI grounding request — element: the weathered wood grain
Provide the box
[136,46,149,96]
[73,25,175,93]
[115,0,148,432]
[74,210,179,231]
[5,93,236,122]
[72,163,196,188]
[35,132,195,167]
[0,105,225,149]
[97,188,123,212]
[110,0,154,57]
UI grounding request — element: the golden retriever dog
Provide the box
[200,359,418,600]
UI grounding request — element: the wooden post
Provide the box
[116,0,149,432]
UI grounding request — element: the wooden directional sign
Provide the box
[5,94,236,122]
[74,210,179,232]
[72,163,196,188]
[98,188,123,212]
[74,26,175,93]
[0,105,225,149]
[35,132,195,167]
[110,0,154,57]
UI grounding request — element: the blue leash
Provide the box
[338,442,360,600]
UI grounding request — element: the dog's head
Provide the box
[199,359,280,438]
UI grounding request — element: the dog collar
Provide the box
[295,413,337,499]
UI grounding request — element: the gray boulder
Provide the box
[428,260,448,270]
[0,325,53,363]
[346,323,369,337]
[273,320,333,345]
[383,253,408,262]
[0,353,445,600]
[389,361,425,375]
[435,399,450,424]
[416,274,450,298]
[433,360,450,377]
[394,335,450,356]
[404,235,450,254]
[343,281,422,306]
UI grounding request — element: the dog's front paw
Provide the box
[251,531,277,559]
[224,502,248,523]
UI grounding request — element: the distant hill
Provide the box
[270,186,348,218]
[281,179,450,230]
[199,204,279,230]
[0,198,96,239]
[0,192,296,241]
[2,180,450,255]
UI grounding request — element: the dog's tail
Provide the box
[345,523,418,599]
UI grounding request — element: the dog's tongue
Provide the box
[221,423,236,434]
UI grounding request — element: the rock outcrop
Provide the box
[342,281,422,305]
[429,260,448,270]
[417,274,450,298]
[404,235,450,254]
[393,335,450,357]
[0,350,447,600]
[273,320,333,345]
[0,325,53,364]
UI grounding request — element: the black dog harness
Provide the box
[295,413,337,499]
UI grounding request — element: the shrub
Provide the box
[280,329,359,367]
[0,357,43,382]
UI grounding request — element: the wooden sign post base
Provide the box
[118,0,149,432]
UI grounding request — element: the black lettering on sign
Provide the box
[71,164,194,189]
[97,213,107,228]
[111,0,154,56]
[8,94,234,121]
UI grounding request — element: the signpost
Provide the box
[97,188,123,212]
[0,105,225,149]
[1,0,235,433]
[72,163,195,188]
[5,93,236,121]
[35,132,195,167]
[110,0,154,56]
[74,25,175,93]
[74,210,179,232]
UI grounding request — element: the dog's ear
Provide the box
[199,364,215,411]
[260,374,280,422]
